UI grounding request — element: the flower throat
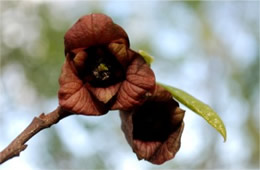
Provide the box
[80,46,125,87]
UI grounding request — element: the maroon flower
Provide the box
[58,13,155,115]
[120,84,185,164]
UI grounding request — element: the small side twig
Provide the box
[0,106,72,164]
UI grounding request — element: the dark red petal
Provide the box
[112,57,155,110]
[150,84,173,102]
[126,57,155,90]
[64,13,129,53]
[148,122,184,164]
[108,43,135,69]
[133,140,162,160]
[112,81,147,110]
[86,83,121,104]
[58,57,107,115]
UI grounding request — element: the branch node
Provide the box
[39,113,46,119]
[0,106,72,164]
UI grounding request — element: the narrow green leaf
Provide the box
[160,83,227,142]
[138,50,154,65]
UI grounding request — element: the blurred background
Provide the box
[0,1,259,169]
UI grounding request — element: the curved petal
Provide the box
[148,122,184,164]
[64,13,129,53]
[58,57,107,115]
[86,83,121,104]
[112,56,155,110]
[108,43,135,69]
[126,57,155,91]
[133,140,162,160]
[112,81,147,110]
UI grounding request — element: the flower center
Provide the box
[78,46,125,87]
[92,63,110,81]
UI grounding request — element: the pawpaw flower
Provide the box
[120,84,185,164]
[58,13,155,115]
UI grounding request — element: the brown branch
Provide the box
[0,106,73,164]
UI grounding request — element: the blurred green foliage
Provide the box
[0,1,259,169]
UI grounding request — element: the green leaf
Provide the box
[138,50,154,65]
[160,83,227,142]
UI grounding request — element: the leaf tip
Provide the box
[222,128,227,142]
[158,82,228,143]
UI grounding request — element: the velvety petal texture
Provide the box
[120,84,185,164]
[64,13,129,54]
[58,13,156,115]
[58,56,107,115]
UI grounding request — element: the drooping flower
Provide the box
[120,84,185,164]
[58,13,155,115]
